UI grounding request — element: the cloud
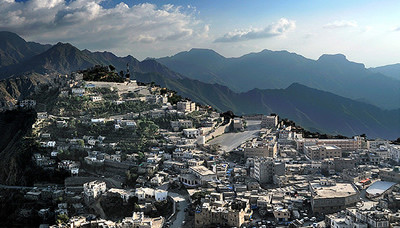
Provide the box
[214,18,296,43]
[0,0,208,58]
[323,20,358,29]
[393,26,400,32]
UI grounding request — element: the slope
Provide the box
[158,49,400,109]
[370,63,400,80]
[135,72,400,139]
[0,31,51,67]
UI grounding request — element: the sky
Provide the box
[1,0,399,67]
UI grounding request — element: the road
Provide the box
[169,192,189,228]
[208,120,262,152]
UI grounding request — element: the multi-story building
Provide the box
[388,144,400,163]
[194,198,251,228]
[379,167,400,183]
[309,179,359,214]
[253,157,285,185]
[183,128,200,138]
[19,99,36,108]
[261,115,278,128]
[233,118,244,131]
[297,137,364,152]
[177,101,196,112]
[244,142,278,158]
[83,181,107,201]
[304,145,342,160]
[170,120,193,131]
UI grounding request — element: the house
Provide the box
[71,88,85,96]
[183,128,200,138]
[91,96,102,102]
[56,120,68,128]
[135,188,168,202]
[83,181,107,201]
[37,112,48,119]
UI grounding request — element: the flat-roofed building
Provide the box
[252,157,285,185]
[183,128,200,138]
[261,115,278,128]
[310,179,360,214]
[305,145,342,160]
[244,142,277,158]
[177,101,196,112]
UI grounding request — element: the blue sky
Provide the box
[2,0,400,66]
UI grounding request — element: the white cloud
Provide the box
[392,26,400,32]
[0,0,208,58]
[323,20,358,29]
[214,18,295,43]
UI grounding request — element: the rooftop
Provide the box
[311,182,358,199]
[190,165,215,176]
[366,181,396,195]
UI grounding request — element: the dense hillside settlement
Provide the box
[0,66,399,228]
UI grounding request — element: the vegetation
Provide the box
[81,65,125,82]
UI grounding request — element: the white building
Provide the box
[72,88,85,95]
[135,188,168,202]
[83,181,107,201]
[183,128,200,138]
[91,96,102,102]
[177,101,196,112]
[388,144,400,162]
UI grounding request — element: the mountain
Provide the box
[0,32,184,80]
[0,31,51,67]
[0,73,55,104]
[158,49,400,110]
[135,72,400,139]
[370,63,400,80]
[0,32,398,139]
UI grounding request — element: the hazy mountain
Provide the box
[0,32,184,80]
[0,32,398,139]
[370,63,400,80]
[0,31,51,67]
[136,72,400,139]
[158,49,400,110]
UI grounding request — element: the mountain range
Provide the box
[0,31,399,139]
[157,48,400,110]
[370,63,400,81]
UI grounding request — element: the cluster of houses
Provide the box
[16,71,400,228]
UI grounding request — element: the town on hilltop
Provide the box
[0,65,399,228]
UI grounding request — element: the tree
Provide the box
[56,214,69,224]
[109,65,116,72]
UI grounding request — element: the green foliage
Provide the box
[56,214,69,224]
[82,65,124,82]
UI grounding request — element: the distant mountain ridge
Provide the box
[370,63,400,81]
[0,31,51,67]
[0,31,398,139]
[0,38,184,80]
[136,73,400,139]
[135,72,400,139]
[157,48,400,110]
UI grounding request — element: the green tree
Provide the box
[56,214,69,224]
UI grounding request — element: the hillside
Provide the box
[0,31,51,67]
[158,49,400,110]
[0,73,57,104]
[370,63,400,80]
[0,32,184,80]
[136,73,400,139]
[0,109,37,185]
